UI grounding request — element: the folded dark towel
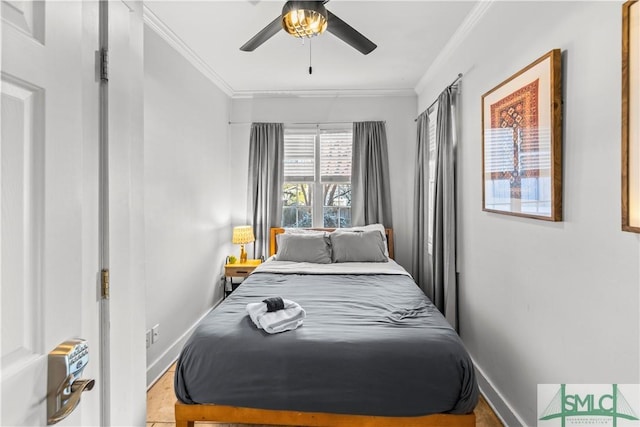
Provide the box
[263,297,285,312]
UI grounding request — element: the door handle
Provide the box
[48,375,95,425]
[47,339,95,425]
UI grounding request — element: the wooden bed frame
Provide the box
[174,227,475,427]
[175,402,475,427]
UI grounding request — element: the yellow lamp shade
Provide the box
[232,226,255,244]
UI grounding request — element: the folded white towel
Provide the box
[246,299,306,334]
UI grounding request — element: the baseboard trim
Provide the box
[471,356,527,427]
[146,297,223,389]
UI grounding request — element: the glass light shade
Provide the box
[232,226,255,245]
[282,1,328,38]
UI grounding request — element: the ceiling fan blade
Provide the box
[240,15,282,52]
[326,10,376,55]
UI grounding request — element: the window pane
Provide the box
[282,207,298,228]
[323,183,351,227]
[339,207,351,226]
[284,131,315,181]
[427,106,437,255]
[324,183,351,206]
[282,183,312,227]
[323,207,339,227]
[297,207,312,227]
[323,206,351,228]
[283,183,311,206]
[320,130,352,182]
[282,206,312,228]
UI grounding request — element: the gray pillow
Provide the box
[331,224,389,256]
[276,233,332,263]
[329,230,388,263]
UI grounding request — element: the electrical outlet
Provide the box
[146,330,151,348]
[152,324,159,344]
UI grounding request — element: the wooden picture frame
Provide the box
[482,49,563,221]
[623,0,640,232]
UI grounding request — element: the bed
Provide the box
[174,227,478,427]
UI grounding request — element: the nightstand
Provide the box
[224,259,261,297]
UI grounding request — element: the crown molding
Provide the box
[142,4,235,97]
[231,88,417,99]
[414,0,494,95]
[142,5,410,100]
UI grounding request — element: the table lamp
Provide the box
[232,226,255,263]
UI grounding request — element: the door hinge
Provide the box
[100,48,109,82]
[101,269,110,299]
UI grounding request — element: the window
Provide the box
[282,127,352,228]
[427,105,437,255]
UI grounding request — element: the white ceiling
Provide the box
[144,1,480,97]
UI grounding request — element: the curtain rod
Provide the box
[414,73,463,122]
[227,120,374,126]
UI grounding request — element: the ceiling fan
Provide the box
[240,0,377,55]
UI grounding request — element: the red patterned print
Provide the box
[491,79,538,130]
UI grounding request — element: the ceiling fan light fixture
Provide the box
[282,1,328,39]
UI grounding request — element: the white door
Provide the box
[1,1,103,425]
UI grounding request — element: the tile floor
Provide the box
[147,363,503,427]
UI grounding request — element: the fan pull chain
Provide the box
[309,39,313,75]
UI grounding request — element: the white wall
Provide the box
[417,2,640,425]
[229,95,417,270]
[144,26,232,385]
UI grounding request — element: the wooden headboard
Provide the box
[269,227,395,260]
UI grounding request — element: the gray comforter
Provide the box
[175,267,478,416]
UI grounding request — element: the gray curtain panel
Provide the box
[247,123,284,259]
[412,85,459,330]
[433,86,459,330]
[412,111,431,298]
[351,121,393,228]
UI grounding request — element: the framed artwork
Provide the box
[482,49,562,221]
[623,0,640,233]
